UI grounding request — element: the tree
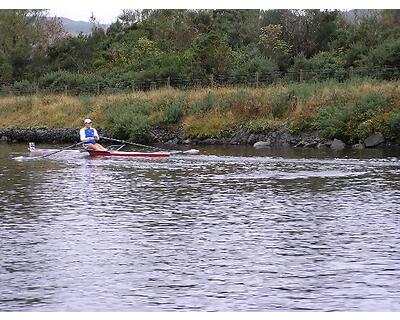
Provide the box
[191,31,232,75]
[0,9,65,82]
[259,24,291,58]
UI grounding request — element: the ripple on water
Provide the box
[1,147,400,311]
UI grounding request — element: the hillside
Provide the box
[58,17,109,35]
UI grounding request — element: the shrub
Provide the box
[38,71,106,95]
[357,37,400,80]
[92,58,107,69]
[290,51,347,82]
[106,101,150,141]
[220,90,253,110]
[231,54,280,84]
[289,117,314,133]
[314,103,352,140]
[269,90,294,119]
[192,93,216,114]
[9,80,35,95]
[164,103,184,124]
[314,92,391,141]
[388,112,400,137]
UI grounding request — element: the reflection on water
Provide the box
[1,144,400,311]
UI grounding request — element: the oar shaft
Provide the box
[38,141,83,158]
[100,136,164,151]
[99,136,199,155]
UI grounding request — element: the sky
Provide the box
[5,0,400,23]
[50,8,122,24]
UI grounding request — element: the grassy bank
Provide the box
[1,78,399,144]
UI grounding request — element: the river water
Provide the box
[1,144,400,311]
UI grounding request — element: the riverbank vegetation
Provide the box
[1,9,399,144]
[1,78,399,144]
[0,9,400,94]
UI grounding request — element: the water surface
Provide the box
[1,144,400,311]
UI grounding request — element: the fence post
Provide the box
[167,77,171,88]
[97,83,100,95]
[299,69,304,82]
[35,84,39,96]
[131,81,135,93]
[256,72,259,88]
[349,67,354,79]
[210,74,214,88]
[64,85,68,96]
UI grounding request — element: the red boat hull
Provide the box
[87,150,170,158]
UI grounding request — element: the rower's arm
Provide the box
[93,128,99,140]
[80,129,91,142]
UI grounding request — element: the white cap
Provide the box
[84,118,92,124]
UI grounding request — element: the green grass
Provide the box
[0,78,399,142]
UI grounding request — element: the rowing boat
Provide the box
[29,148,170,158]
[28,143,170,158]
[87,150,170,157]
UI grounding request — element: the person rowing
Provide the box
[80,118,107,151]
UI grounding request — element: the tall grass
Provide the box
[0,78,399,141]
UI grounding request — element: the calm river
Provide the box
[1,144,400,311]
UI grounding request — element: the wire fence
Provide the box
[1,65,400,96]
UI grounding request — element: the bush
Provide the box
[164,103,184,124]
[388,112,400,137]
[106,101,150,141]
[314,92,391,141]
[231,54,280,84]
[358,37,400,79]
[38,71,106,95]
[220,90,252,110]
[289,117,314,133]
[269,90,295,119]
[290,51,347,82]
[9,80,35,95]
[192,93,216,114]
[314,103,352,140]
[92,58,107,69]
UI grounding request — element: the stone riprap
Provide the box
[0,127,398,149]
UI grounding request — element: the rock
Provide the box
[317,143,328,149]
[352,142,365,150]
[290,138,301,145]
[294,140,307,147]
[324,140,333,147]
[247,133,258,145]
[304,141,318,148]
[330,138,346,150]
[229,135,243,145]
[253,140,271,148]
[182,139,192,144]
[276,129,292,144]
[0,135,8,143]
[364,133,385,148]
[201,138,219,145]
[167,137,179,145]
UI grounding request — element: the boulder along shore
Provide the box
[1,127,399,150]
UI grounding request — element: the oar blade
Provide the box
[170,149,200,155]
[183,149,200,155]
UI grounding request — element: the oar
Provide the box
[34,141,84,159]
[99,136,199,155]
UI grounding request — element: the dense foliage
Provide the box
[1,9,400,94]
[1,79,399,143]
